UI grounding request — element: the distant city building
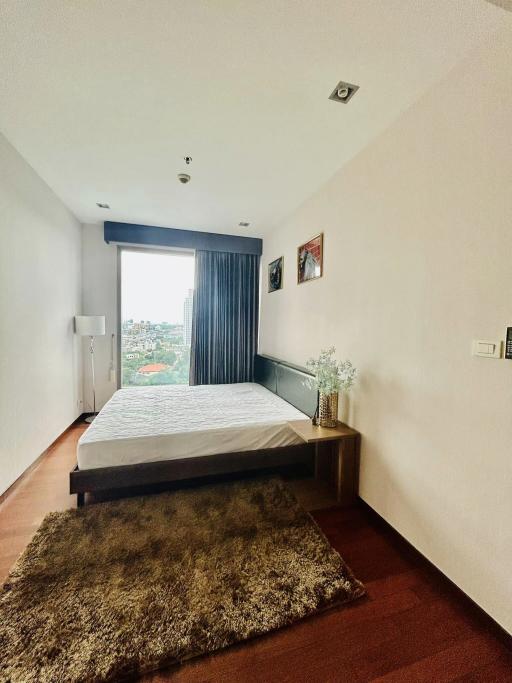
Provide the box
[137,363,169,376]
[121,317,191,386]
[183,289,193,345]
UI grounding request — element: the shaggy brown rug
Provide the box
[0,477,364,682]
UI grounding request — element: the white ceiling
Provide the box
[0,1,508,236]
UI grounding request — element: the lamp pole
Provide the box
[86,335,97,423]
[74,315,105,423]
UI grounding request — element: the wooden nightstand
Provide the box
[287,420,360,505]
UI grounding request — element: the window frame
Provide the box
[116,245,195,390]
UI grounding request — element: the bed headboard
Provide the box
[254,354,318,418]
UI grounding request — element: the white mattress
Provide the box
[77,382,308,470]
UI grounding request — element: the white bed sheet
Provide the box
[77,382,308,470]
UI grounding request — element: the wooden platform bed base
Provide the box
[71,355,319,507]
[70,444,314,507]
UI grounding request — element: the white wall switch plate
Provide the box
[472,339,502,358]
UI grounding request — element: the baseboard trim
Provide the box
[357,497,512,647]
[0,416,84,506]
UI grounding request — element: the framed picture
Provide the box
[268,256,283,292]
[297,233,323,284]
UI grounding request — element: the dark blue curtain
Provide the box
[190,250,260,385]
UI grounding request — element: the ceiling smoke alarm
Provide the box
[96,202,110,209]
[239,221,250,228]
[177,173,191,184]
[329,80,359,104]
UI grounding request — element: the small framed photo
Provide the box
[297,233,323,284]
[268,256,283,292]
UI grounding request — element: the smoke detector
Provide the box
[96,202,110,209]
[239,221,250,228]
[329,80,359,104]
[177,173,191,184]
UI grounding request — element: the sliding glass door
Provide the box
[120,249,194,387]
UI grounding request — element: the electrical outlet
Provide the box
[472,339,502,359]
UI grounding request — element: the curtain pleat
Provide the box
[189,250,260,385]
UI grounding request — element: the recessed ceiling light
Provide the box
[96,202,110,209]
[239,221,250,228]
[329,80,359,104]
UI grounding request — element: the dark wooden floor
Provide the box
[1,421,511,682]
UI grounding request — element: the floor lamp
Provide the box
[75,315,106,423]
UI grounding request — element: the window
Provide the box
[120,249,194,387]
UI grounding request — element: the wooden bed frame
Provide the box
[70,355,318,506]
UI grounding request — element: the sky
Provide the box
[121,250,194,324]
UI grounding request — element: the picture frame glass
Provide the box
[297,234,323,284]
[268,256,283,292]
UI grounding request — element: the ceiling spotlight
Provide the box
[177,173,191,184]
[96,202,110,209]
[239,221,250,228]
[329,80,359,104]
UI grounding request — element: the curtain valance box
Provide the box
[104,222,262,256]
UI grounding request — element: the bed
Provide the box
[70,355,319,505]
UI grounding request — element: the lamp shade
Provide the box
[75,315,106,336]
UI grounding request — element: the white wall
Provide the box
[259,26,512,633]
[81,224,118,412]
[0,133,82,495]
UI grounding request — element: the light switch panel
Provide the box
[505,328,512,360]
[472,339,502,359]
